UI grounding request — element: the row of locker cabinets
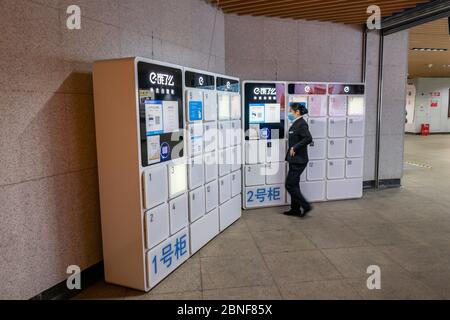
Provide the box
[245,158,363,186]
[307,116,364,138]
[245,138,364,164]
[187,120,242,157]
[144,170,242,251]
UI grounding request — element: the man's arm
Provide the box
[292,122,313,153]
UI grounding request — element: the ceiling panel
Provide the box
[209,0,431,24]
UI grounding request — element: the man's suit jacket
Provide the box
[285,117,313,164]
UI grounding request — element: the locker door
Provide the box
[328,139,346,159]
[245,164,266,186]
[347,138,364,158]
[169,194,188,235]
[327,159,345,180]
[231,170,242,197]
[308,95,328,117]
[190,208,219,254]
[187,123,204,157]
[204,151,218,183]
[266,162,285,185]
[231,120,241,146]
[308,139,326,160]
[218,121,231,149]
[188,156,204,190]
[231,145,242,172]
[189,186,206,223]
[347,117,364,137]
[346,158,364,178]
[308,118,327,139]
[143,164,168,210]
[266,139,286,163]
[328,118,347,138]
[219,174,232,204]
[245,140,259,164]
[204,122,217,153]
[220,194,242,231]
[348,96,365,116]
[327,178,363,200]
[231,95,241,120]
[186,90,204,123]
[258,140,268,164]
[205,180,219,213]
[168,162,187,198]
[145,203,170,250]
[219,148,232,177]
[307,160,326,181]
[329,95,347,116]
[204,91,217,121]
[218,93,231,121]
[300,181,326,202]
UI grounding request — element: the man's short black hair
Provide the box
[290,102,308,115]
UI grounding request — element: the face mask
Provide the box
[288,113,296,122]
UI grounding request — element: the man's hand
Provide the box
[290,147,296,157]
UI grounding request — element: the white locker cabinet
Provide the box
[188,156,204,190]
[204,122,217,153]
[220,195,242,231]
[187,123,203,157]
[204,91,218,121]
[266,139,286,163]
[169,193,189,235]
[258,140,268,164]
[308,139,326,160]
[189,186,206,223]
[219,174,232,204]
[328,118,347,138]
[231,170,242,197]
[190,208,219,254]
[308,118,327,139]
[231,145,242,172]
[231,120,241,146]
[205,180,219,213]
[327,159,345,180]
[347,117,364,137]
[186,90,204,123]
[144,203,170,250]
[346,158,364,178]
[347,138,364,158]
[143,164,168,210]
[245,164,266,186]
[218,121,231,149]
[327,178,363,200]
[307,160,326,181]
[266,162,285,185]
[245,140,259,164]
[168,162,188,198]
[329,95,347,116]
[300,181,326,202]
[204,151,218,183]
[328,139,346,159]
[219,148,232,177]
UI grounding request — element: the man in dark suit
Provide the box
[285,102,313,217]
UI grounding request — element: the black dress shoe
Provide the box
[299,206,313,218]
[284,210,301,216]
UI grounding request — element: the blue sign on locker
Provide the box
[247,187,281,203]
[189,101,203,121]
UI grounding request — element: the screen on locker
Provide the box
[244,82,285,140]
[138,62,184,167]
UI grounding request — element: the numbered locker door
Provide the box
[328,118,347,138]
[231,120,241,146]
[328,139,346,159]
[231,145,242,172]
[219,148,232,177]
[245,140,259,164]
[308,118,327,139]
[346,158,364,178]
[307,160,326,181]
[231,170,242,197]
[245,164,266,186]
[204,122,217,153]
[218,121,231,149]
[219,175,232,204]
[187,123,203,157]
[204,151,218,183]
[169,194,188,235]
[266,162,285,185]
[205,180,219,213]
[267,139,286,163]
[143,165,168,210]
[145,203,170,250]
[204,91,217,121]
[308,139,326,160]
[347,117,364,137]
[188,156,204,190]
[189,186,206,223]
[327,159,345,180]
[347,138,364,158]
